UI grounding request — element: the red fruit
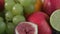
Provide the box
[15,22,38,34]
[50,0,60,9]
[43,0,55,16]
[0,0,4,11]
[43,0,60,16]
[27,12,52,34]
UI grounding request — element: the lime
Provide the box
[50,9,60,31]
[0,22,6,34]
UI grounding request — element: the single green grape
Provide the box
[6,23,15,34]
[5,0,15,11]
[12,3,23,16]
[0,22,6,34]
[13,15,26,25]
[0,17,4,22]
[18,0,32,6]
[5,11,13,21]
[24,5,35,14]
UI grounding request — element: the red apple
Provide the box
[0,0,4,11]
[27,12,52,34]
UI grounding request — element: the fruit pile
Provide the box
[0,0,60,34]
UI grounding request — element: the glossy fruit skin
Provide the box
[6,23,15,34]
[24,5,35,18]
[18,0,33,7]
[27,12,52,34]
[0,0,4,11]
[43,0,55,16]
[35,0,42,11]
[43,0,60,16]
[51,0,60,9]
[0,22,6,34]
[5,0,15,11]
[5,11,13,21]
[13,15,26,25]
[0,17,4,22]
[12,4,23,16]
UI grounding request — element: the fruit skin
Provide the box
[18,0,33,7]
[0,22,6,34]
[0,0,4,11]
[43,0,55,16]
[24,5,35,18]
[6,23,15,34]
[0,17,4,22]
[43,0,60,16]
[50,0,60,9]
[27,12,52,34]
[24,0,42,18]
[5,11,13,22]
[12,3,23,16]
[35,0,42,11]
[13,15,26,25]
[15,22,38,34]
[5,0,15,11]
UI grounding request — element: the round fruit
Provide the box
[15,22,38,34]
[0,17,3,22]
[6,23,15,34]
[50,9,60,31]
[5,0,15,11]
[5,11,13,21]
[18,0,33,6]
[24,5,35,14]
[13,15,26,25]
[0,22,6,34]
[24,5,35,17]
[27,12,52,34]
[43,0,56,16]
[12,3,23,16]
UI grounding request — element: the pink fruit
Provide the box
[43,0,60,16]
[50,0,60,9]
[15,22,38,34]
[27,12,52,34]
[43,0,55,16]
[0,0,4,11]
